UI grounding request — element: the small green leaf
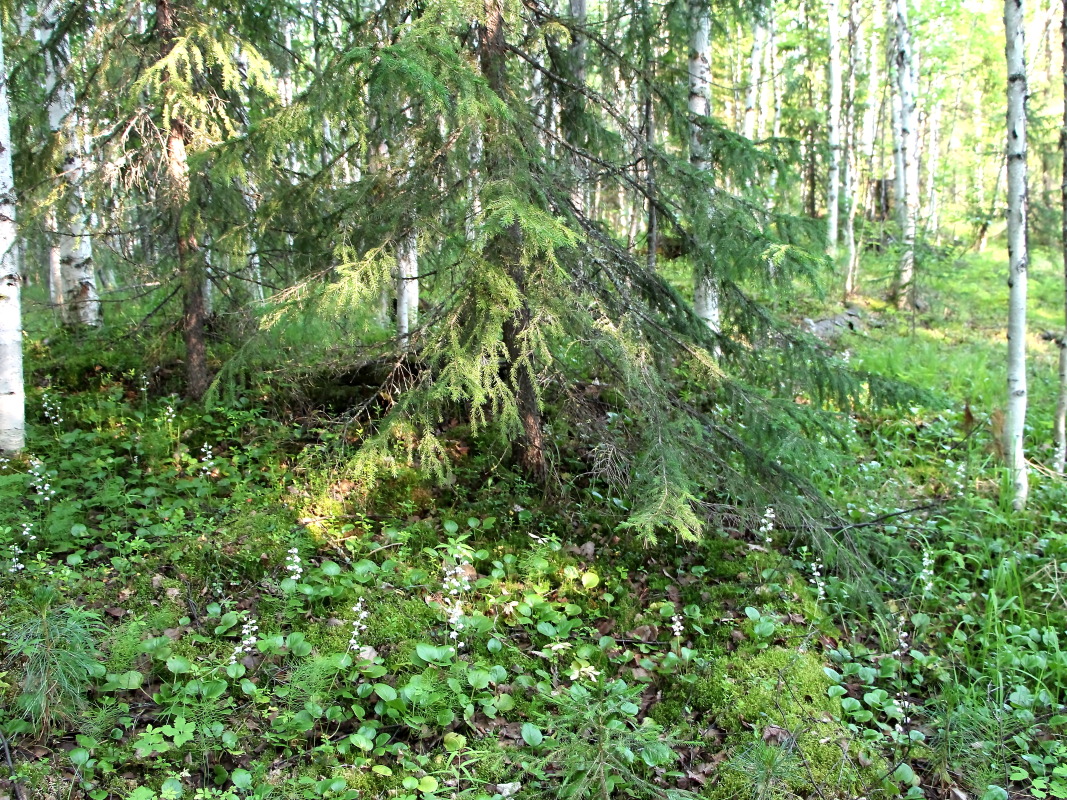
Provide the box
[321,560,342,576]
[581,571,600,589]
[166,655,192,674]
[418,776,439,793]
[373,683,398,702]
[372,765,393,776]
[444,732,467,752]
[487,637,502,654]
[69,748,91,768]
[521,723,543,746]
[231,769,252,790]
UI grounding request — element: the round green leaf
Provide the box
[231,769,253,790]
[521,723,543,747]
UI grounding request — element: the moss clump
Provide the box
[698,647,884,800]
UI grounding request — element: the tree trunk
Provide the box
[743,21,767,141]
[826,0,842,255]
[158,0,209,400]
[38,0,101,328]
[843,0,859,298]
[1004,0,1029,508]
[1054,0,1067,473]
[891,0,919,308]
[688,0,720,337]
[482,0,547,482]
[0,25,23,453]
[396,229,419,346]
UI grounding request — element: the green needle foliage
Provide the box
[1,587,105,734]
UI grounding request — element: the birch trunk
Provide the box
[1004,0,1030,508]
[891,0,919,308]
[396,229,418,346]
[843,1,860,298]
[924,94,943,238]
[38,0,101,328]
[0,25,23,453]
[826,0,842,255]
[1054,0,1067,473]
[688,0,720,338]
[743,22,767,141]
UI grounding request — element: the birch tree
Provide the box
[1004,0,1029,507]
[689,0,720,338]
[891,0,919,308]
[0,21,23,453]
[826,0,842,255]
[1053,0,1066,473]
[37,0,101,328]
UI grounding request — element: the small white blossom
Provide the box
[284,548,303,582]
[348,599,370,651]
[229,617,259,664]
[671,614,685,638]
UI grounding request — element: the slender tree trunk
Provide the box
[860,0,881,216]
[0,25,23,453]
[689,0,720,337]
[1054,0,1067,473]
[891,0,919,308]
[924,92,943,238]
[38,0,101,328]
[482,0,547,482]
[826,0,842,255]
[1005,0,1030,508]
[158,0,209,399]
[843,1,860,298]
[396,228,419,346]
[743,21,767,141]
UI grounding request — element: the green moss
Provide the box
[697,648,885,800]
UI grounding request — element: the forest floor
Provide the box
[1,240,1066,800]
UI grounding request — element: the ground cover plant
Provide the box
[2,238,1066,800]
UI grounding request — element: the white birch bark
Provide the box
[924,94,943,237]
[890,57,905,232]
[743,22,767,141]
[688,0,720,338]
[826,0,843,256]
[37,0,100,327]
[843,1,859,297]
[0,26,23,453]
[891,0,919,307]
[1054,0,1067,473]
[396,230,419,346]
[1004,0,1029,508]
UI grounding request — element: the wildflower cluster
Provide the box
[890,628,909,658]
[809,557,826,605]
[758,507,776,546]
[671,614,685,638]
[443,561,472,596]
[199,444,217,476]
[348,599,370,651]
[139,374,150,394]
[229,617,259,664]
[7,543,24,573]
[441,560,472,649]
[164,405,177,425]
[21,522,36,542]
[29,460,56,501]
[919,549,934,595]
[284,548,303,582]
[41,391,63,426]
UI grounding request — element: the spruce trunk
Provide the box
[482,0,547,482]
